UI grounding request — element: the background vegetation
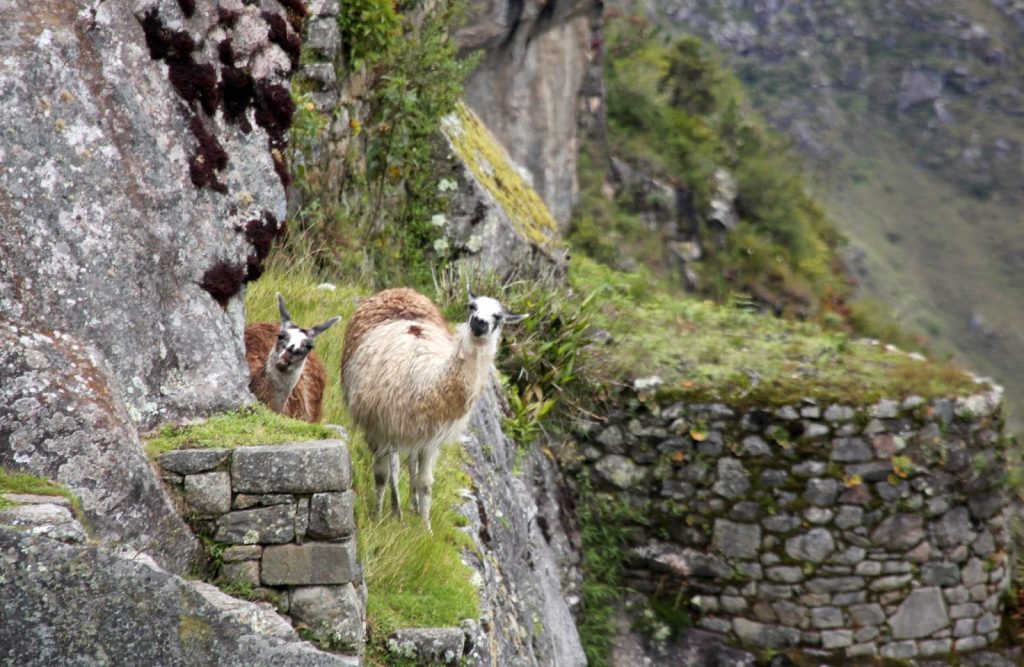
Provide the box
[630,0,1024,429]
[573,14,849,320]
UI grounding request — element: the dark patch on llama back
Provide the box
[407,324,424,338]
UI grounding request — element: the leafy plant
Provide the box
[891,455,915,479]
[337,0,401,65]
[290,0,473,291]
[434,264,599,447]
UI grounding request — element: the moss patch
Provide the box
[442,102,563,250]
[143,404,335,457]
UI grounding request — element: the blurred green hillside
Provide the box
[637,0,1024,428]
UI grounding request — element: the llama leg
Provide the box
[388,451,402,519]
[372,452,392,518]
[408,453,419,513]
[412,446,441,531]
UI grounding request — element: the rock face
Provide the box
[440,103,568,280]
[0,323,199,572]
[460,382,587,667]
[0,527,353,667]
[459,0,600,226]
[0,0,306,572]
[0,0,297,429]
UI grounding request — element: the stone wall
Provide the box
[156,439,366,654]
[578,379,1011,660]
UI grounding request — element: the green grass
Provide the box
[144,405,337,457]
[569,255,982,408]
[0,468,82,516]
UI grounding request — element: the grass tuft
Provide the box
[0,468,83,517]
[143,404,336,457]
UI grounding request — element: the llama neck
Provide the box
[439,323,497,405]
[263,356,305,412]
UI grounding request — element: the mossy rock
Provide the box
[441,102,567,279]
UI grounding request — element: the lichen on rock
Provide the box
[441,101,567,279]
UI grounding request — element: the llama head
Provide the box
[273,293,340,372]
[466,289,526,343]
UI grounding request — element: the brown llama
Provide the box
[245,293,340,422]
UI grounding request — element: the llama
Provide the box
[245,294,340,422]
[341,287,525,529]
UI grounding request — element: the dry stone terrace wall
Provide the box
[578,381,1011,660]
[156,439,365,654]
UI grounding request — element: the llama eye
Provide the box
[494,313,503,322]
[469,303,477,312]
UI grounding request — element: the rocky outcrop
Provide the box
[0,0,299,429]
[0,525,354,666]
[0,0,306,570]
[0,322,199,573]
[440,102,567,280]
[460,381,587,667]
[459,0,601,227]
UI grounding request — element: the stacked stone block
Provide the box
[157,440,365,652]
[581,380,1010,659]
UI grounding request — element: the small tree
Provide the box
[659,36,719,116]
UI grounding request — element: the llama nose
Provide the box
[470,317,489,337]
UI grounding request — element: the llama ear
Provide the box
[467,286,477,302]
[277,293,292,324]
[311,316,341,337]
[503,312,528,325]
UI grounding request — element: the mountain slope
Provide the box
[637,0,1024,427]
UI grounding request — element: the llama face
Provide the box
[468,295,526,340]
[274,325,314,372]
[272,292,341,373]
